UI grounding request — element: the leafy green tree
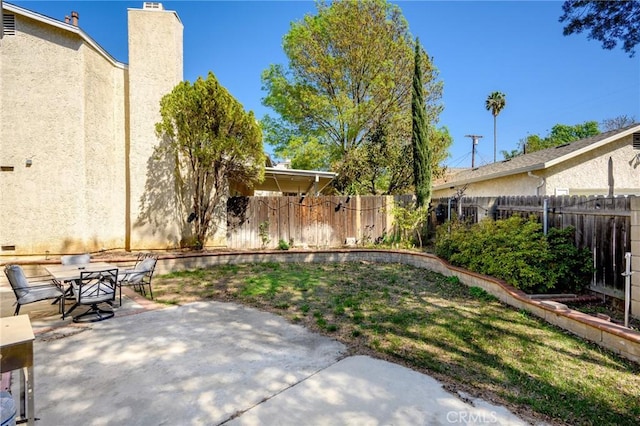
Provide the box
[527,121,600,152]
[330,124,451,195]
[485,91,506,163]
[501,147,522,161]
[504,121,601,159]
[261,0,443,193]
[331,124,396,195]
[261,115,329,170]
[560,0,640,57]
[156,72,265,248]
[412,39,432,208]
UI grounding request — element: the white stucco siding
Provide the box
[81,43,127,251]
[432,172,546,199]
[127,8,184,249]
[1,15,88,254]
[545,135,640,196]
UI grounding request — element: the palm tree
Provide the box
[485,91,506,163]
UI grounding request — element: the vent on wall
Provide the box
[633,133,640,150]
[2,14,16,36]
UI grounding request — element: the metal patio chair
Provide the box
[4,264,64,316]
[63,269,117,323]
[60,253,91,265]
[117,254,157,306]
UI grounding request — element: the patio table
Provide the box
[44,262,120,316]
[44,262,119,283]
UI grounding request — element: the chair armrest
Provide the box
[26,281,64,294]
[28,279,61,288]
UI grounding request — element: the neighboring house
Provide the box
[252,159,337,196]
[0,2,337,256]
[433,124,640,199]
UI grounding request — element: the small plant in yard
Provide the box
[258,221,270,247]
[153,261,640,425]
[277,239,290,250]
[391,204,429,248]
[468,286,496,301]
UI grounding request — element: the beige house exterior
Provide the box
[0,2,185,256]
[433,124,640,199]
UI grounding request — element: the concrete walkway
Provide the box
[12,300,537,425]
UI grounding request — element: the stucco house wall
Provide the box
[432,173,544,199]
[127,6,184,250]
[545,134,639,196]
[81,42,128,251]
[0,10,127,255]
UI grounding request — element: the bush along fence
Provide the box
[431,195,640,310]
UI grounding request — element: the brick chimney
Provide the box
[71,11,79,26]
[64,16,70,24]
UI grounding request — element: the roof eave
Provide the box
[435,123,640,190]
[543,124,640,169]
[264,167,338,179]
[3,2,127,69]
[433,163,545,190]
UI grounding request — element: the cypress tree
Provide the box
[411,39,432,208]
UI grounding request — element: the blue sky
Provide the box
[11,0,640,168]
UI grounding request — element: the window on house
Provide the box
[2,13,16,36]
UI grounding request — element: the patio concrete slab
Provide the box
[228,355,529,426]
[14,301,536,425]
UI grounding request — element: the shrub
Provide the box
[391,204,428,248]
[435,215,592,294]
[278,239,290,250]
[545,226,593,293]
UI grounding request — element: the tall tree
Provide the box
[560,1,640,57]
[601,114,637,131]
[485,91,506,163]
[411,39,431,208]
[261,0,443,194]
[156,72,264,249]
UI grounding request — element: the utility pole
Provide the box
[465,135,483,167]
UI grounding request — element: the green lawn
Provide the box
[153,261,640,425]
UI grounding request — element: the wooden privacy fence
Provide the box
[227,195,413,250]
[431,195,635,298]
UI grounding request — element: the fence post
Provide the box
[543,198,549,235]
[630,196,640,319]
[356,195,362,244]
[386,195,394,240]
